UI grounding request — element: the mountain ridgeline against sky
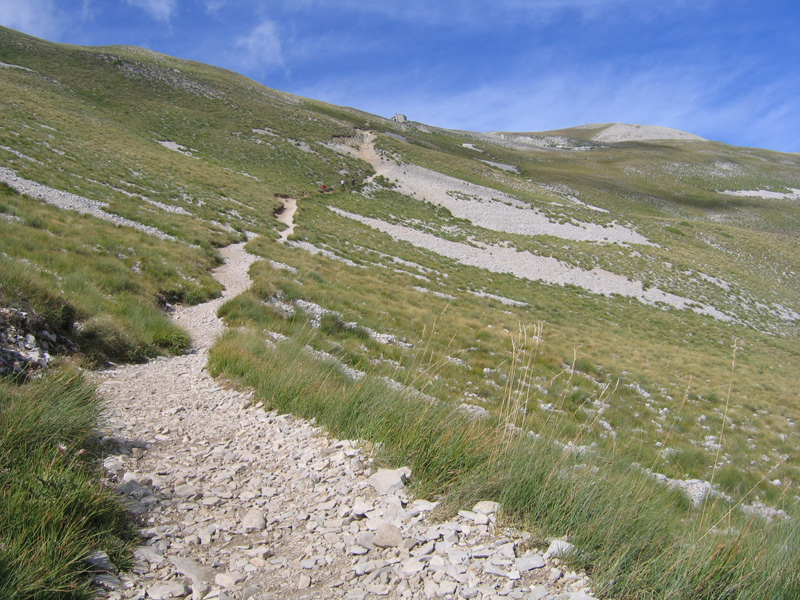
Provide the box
[2,24,800,520]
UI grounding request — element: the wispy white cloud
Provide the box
[281,0,708,28]
[125,0,178,22]
[0,0,63,39]
[80,0,92,21]
[203,0,226,14]
[233,19,284,73]
[295,58,798,151]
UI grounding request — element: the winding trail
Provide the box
[275,197,298,242]
[92,242,595,600]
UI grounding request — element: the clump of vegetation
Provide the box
[0,368,134,599]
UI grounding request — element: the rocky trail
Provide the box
[275,198,298,242]
[92,243,599,600]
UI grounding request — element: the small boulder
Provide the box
[241,508,267,531]
[373,523,403,548]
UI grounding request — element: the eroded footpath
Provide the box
[93,243,598,600]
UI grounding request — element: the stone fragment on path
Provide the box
[241,507,267,530]
[399,557,425,576]
[516,554,546,571]
[169,556,215,584]
[373,522,403,548]
[563,592,600,600]
[85,551,118,574]
[92,573,123,591]
[215,571,245,588]
[135,546,166,566]
[367,467,411,495]
[527,585,549,600]
[147,582,191,599]
[473,500,500,515]
[350,498,372,518]
[545,539,575,559]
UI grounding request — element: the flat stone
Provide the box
[496,542,516,559]
[135,546,166,565]
[198,525,216,545]
[103,456,124,473]
[169,556,215,584]
[147,582,191,599]
[298,573,312,589]
[411,499,438,512]
[118,479,153,500]
[439,581,458,596]
[527,585,549,600]
[366,583,390,595]
[173,484,198,498]
[93,573,123,591]
[367,467,411,495]
[351,499,373,518]
[399,558,425,576]
[516,555,546,571]
[216,571,246,588]
[484,563,508,577]
[242,586,260,600]
[191,583,210,600]
[472,501,500,515]
[85,550,118,573]
[353,560,385,576]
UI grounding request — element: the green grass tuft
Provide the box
[0,368,134,600]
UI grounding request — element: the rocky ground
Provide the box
[91,243,599,600]
[0,306,78,378]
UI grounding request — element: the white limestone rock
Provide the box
[367,467,411,495]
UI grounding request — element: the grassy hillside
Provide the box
[1,25,800,598]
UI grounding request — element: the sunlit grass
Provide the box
[0,368,134,600]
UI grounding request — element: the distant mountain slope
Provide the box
[589,122,707,142]
[488,122,707,144]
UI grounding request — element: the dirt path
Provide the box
[275,197,298,242]
[93,242,595,600]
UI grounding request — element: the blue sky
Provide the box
[2,0,798,152]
